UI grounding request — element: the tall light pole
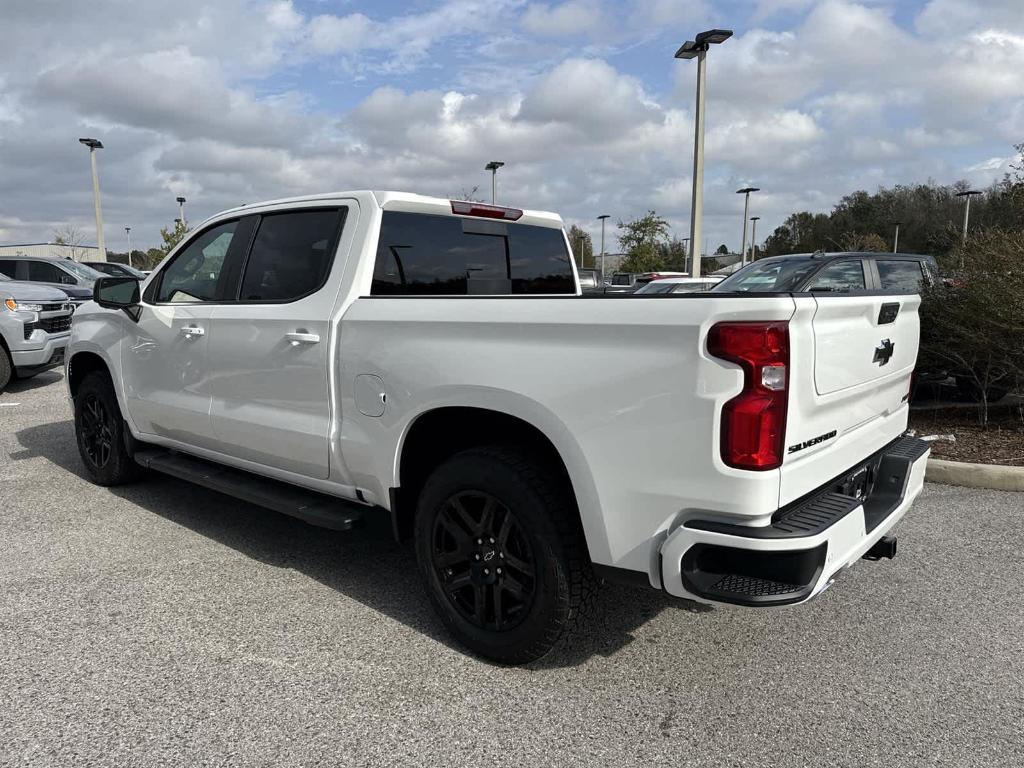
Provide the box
[597,214,610,283]
[485,161,504,204]
[891,221,901,253]
[681,237,692,274]
[750,216,760,261]
[176,196,187,229]
[78,138,106,260]
[954,189,978,252]
[736,186,759,266]
[125,226,132,268]
[676,29,733,279]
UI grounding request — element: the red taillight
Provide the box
[707,321,789,471]
[450,201,524,221]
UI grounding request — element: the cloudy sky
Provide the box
[1,0,1022,253]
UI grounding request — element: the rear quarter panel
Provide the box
[338,294,796,581]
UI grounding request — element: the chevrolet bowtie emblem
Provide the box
[873,339,895,366]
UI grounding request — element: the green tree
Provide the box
[617,211,670,273]
[567,224,594,269]
[715,243,729,255]
[919,227,1024,424]
[159,219,188,255]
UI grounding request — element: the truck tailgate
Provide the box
[780,293,921,507]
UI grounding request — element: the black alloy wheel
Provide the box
[79,392,114,469]
[431,490,537,631]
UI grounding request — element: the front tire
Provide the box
[74,371,143,486]
[0,346,11,393]
[414,446,596,665]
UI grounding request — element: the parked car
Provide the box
[67,192,929,664]
[712,252,938,294]
[634,276,724,294]
[83,261,148,280]
[0,273,74,391]
[577,268,601,293]
[0,255,103,308]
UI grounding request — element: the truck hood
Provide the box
[0,281,70,302]
[30,281,93,299]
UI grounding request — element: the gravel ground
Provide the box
[2,372,1023,767]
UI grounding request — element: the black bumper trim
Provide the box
[685,435,929,540]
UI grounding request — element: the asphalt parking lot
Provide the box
[2,372,1022,767]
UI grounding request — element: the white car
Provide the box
[66,191,929,663]
[634,275,724,294]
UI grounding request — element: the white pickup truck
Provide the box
[66,191,929,663]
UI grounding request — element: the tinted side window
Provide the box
[372,212,574,295]
[805,261,866,292]
[877,260,924,293]
[239,209,345,302]
[0,261,16,278]
[29,261,73,284]
[156,221,237,303]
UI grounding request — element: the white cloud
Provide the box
[0,0,1020,254]
[521,1,606,38]
[308,13,375,55]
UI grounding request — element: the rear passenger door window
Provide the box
[238,209,346,302]
[876,260,925,293]
[28,261,74,284]
[806,260,867,293]
[372,211,575,295]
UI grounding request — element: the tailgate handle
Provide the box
[878,302,900,325]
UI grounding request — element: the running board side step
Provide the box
[133,448,366,531]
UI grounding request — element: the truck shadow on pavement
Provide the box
[14,418,712,669]
[4,370,64,395]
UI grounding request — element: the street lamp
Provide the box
[750,216,760,261]
[956,189,980,254]
[736,187,759,266]
[485,161,504,204]
[176,196,187,229]
[597,214,610,283]
[125,226,132,268]
[676,28,733,279]
[891,221,901,253]
[78,138,107,260]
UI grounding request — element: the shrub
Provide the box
[919,228,1024,424]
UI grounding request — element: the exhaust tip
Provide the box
[863,535,897,561]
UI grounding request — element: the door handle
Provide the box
[285,331,320,345]
[180,325,205,338]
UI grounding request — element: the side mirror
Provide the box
[94,276,140,312]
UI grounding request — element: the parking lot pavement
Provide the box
[1,373,1022,768]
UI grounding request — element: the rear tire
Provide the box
[74,371,143,486]
[0,347,11,393]
[414,445,596,665]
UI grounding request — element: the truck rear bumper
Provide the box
[660,435,930,606]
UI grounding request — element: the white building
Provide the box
[0,242,102,262]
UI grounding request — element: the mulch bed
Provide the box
[910,404,1024,466]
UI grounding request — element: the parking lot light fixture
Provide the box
[955,190,980,264]
[750,216,760,261]
[78,138,107,260]
[736,187,759,266]
[485,161,505,204]
[676,29,732,278]
[891,221,901,253]
[597,215,610,283]
[176,196,187,229]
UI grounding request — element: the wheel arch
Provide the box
[390,401,607,561]
[67,350,114,398]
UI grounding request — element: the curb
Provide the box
[926,458,1024,492]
